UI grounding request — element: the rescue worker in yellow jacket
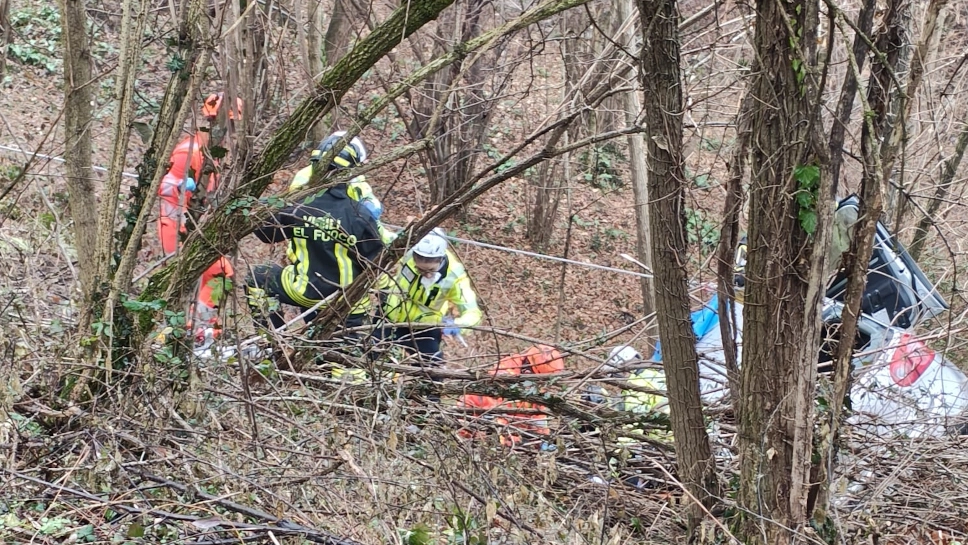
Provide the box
[379,230,482,363]
[610,346,668,422]
[587,345,671,442]
[289,130,395,244]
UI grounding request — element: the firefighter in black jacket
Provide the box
[245,135,383,330]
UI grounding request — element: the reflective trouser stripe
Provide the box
[289,239,310,295]
[281,267,319,307]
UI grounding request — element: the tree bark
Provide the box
[59,0,98,307]
[324,0,355,64]
[884,0,945,231]
[811,0,902,521]
[827,0,877,192]
[304,0,327,143]
[0,0,9,78]
[908,121,968,261]
[715,90,753,407]
[637,0,717,529]
[86,0,148,364]
[626,89,655,330]
[410,0,504,205]
[737,0,830,540]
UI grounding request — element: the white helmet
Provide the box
[604,345,642,373]
[412,231,448,259]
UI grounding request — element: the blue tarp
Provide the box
[652,294,721,361]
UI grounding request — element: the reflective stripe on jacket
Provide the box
[255,184,383,308]
[619,368,672,442]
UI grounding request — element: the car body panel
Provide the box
[825,195,948,329]
[691,300,968,437]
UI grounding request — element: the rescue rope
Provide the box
[0,143,140,178]
[385,223,654,279]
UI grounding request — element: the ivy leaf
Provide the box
[400,523,432,545]
[165,55,185,72]
[206,277,233,305]
[126,522,145,538]
[793,164,820,187]
[796,190,815,209]
[799,209,818,235]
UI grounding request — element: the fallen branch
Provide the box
[2,469,364,545]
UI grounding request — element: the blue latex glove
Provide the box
[361,198,383,220]
[441,316,460,337]
[180,177,196,193]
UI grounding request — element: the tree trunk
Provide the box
[59,0,98,307]
[304,0,327,143]
[626,90,655,329]
[811,0,903,521]
[87,0,147,361]
[908,121,968,261]
[637,0,717,529]
[527,150,567,250]
[527,11,581,249]
[715,90,753,406]
[324,0,355,64]
[0,0,9,78]
[884,0,945,231]
[737,0,830,541]
[827,0,877,191]
[98,0,211,382]
[410,0,505,205]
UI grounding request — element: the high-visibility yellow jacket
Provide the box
[382,250,482,328]
[619,368,672,442]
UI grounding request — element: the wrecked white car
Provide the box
[695,195,964,436]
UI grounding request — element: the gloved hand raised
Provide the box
[441,316,460,337]
[179,177,197,193]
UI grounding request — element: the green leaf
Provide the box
[793,164,820,187]
[206,277,233,305]
[795,190,814,209]
[166,55,185,72]
[131,121,154,144]
[76,524,96,542]
[401,523,433,545]
[39,517,70,535]
[799,209,818,235]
